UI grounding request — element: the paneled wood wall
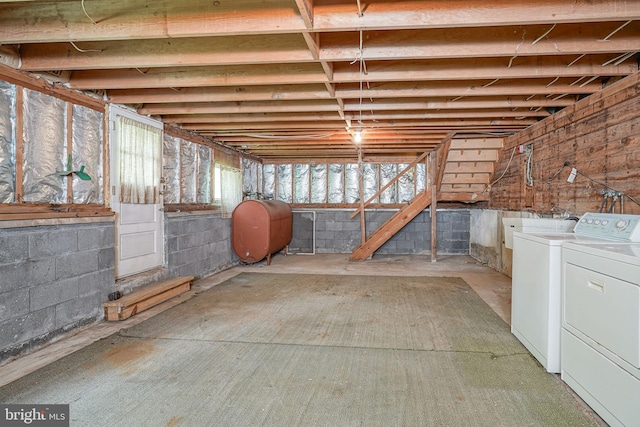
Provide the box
[490,72,640,216]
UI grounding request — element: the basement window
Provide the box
[242,158,262,199]
[0,79,109,220]
[162,131,243,217]
[162,133,215,209]
[249,162,426,207]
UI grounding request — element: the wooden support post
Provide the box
[66,103,73,203]
[15,86,23,203]
[102,105,111,207]
[358,149,366,246]
[430,151,438,263]
[431,184,437,263]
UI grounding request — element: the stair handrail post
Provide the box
[358,148,366,245]
[350,151,429,220]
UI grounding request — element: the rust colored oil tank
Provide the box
[232,200,292,265]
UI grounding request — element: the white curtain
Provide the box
[117,116,162,204]
[220,165,242,218]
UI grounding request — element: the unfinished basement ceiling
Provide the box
[0,0,639,162]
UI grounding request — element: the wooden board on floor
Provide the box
[102,276,194,321]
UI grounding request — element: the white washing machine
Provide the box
[561,241,640,427]
[511,212,640,374]
[512,229,611,373]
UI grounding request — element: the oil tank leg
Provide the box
[284,245,289,256]
[267,253,272,266]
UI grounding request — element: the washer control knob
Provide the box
[615,219,629,231]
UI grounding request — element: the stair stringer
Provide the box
[349,189,432,261]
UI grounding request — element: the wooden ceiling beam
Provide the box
[186,118,534,131]
[163,112,344,124]
[16,25,639,71]
[138,100,342,115]
[162,108,546,125]
[319,24,640,61]
[342,110,550,120]
[68,64,329,90]
[18,35,313,71]
[0,0,307,43]
[46,54,634,90]
[331,56,638,83]
[1,0,637,43]
[312,1,640,31]
[226,140,444,147]
[163,110,536,123]
[103,77,600,99]
[184,121,350,131]
[107,85,332,103]
[335,80,603,98]
[342,96,577,111]
[220,134,449,143]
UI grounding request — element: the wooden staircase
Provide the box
[347,136,503,261]
[349,188,432,261]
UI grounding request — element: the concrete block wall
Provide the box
[304,209,470,254]
[165,212,237,279]
[0,221,115,363]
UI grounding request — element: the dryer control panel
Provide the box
[574,213,640,242]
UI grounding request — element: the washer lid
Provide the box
[563,242,640,266]
[513,231,611,246]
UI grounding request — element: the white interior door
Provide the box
[110,106,164,279]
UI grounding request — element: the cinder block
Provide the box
[380,240,397,251]
[211,227,225,243]
[178,233,205,250]
[202,229,218,244]
[29,229,78,258]
[166,236,178,254]
[340,221,360,232]
[0,258,56,293]
[171,246,201,269]
[183,219,198,235]
[0,233,29,265]
[315,231,334,241]
[55,250,99,280]
[78,269,114,298]
[413,222,431,233]
[220,224,232,240]
[0,307,56,348]
[0,289,29,323]
[77,226,103,251]
[177,262,197,278]
[98,247,115,270]
[77,224,114,251]
[451,231,467,241]
[167,219,185,237]
[326,221,344,231]
[396,240,416,250]
[315,239,327,249]
[30,277,79,311]
[55,293,102,328]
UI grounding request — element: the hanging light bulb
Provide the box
[354,129,362,144]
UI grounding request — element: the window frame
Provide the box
[0,73,112,221]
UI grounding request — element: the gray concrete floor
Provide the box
[0,254,509,387]
[1,253,608,426]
